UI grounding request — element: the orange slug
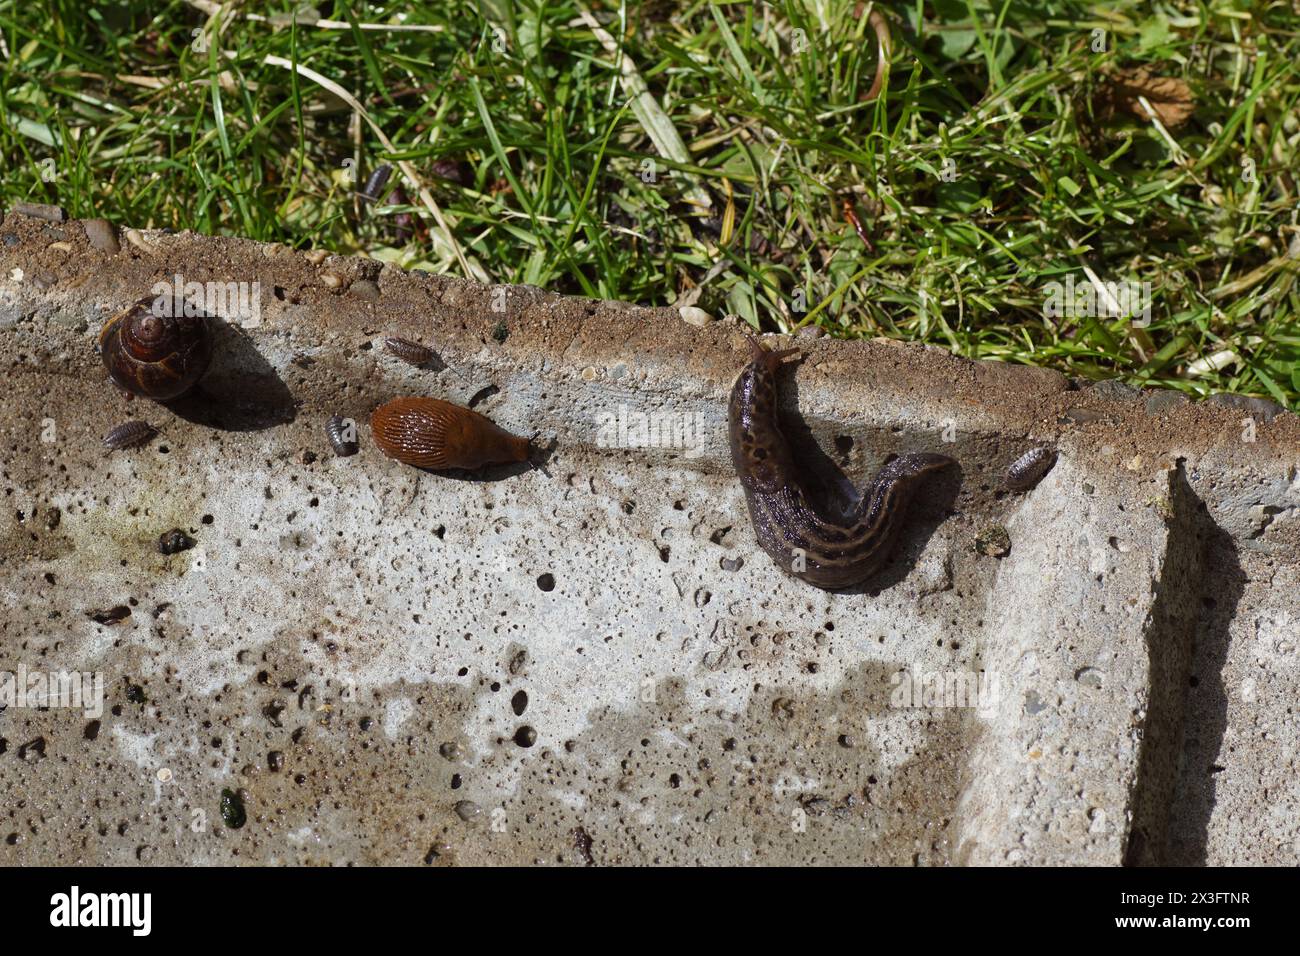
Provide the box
[370,397,531,471]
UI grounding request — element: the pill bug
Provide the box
[360,164,393,204]
[325,415,360,457]
[1004,446,1057,492]
[370,397,531,471]
[102,420,158,451]
[383,336,436,368]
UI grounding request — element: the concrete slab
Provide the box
[0,213,1296,865]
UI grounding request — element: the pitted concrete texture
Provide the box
[0,212,1297,866]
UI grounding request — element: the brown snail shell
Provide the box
[99,296,213,400]
[370,397,530,471]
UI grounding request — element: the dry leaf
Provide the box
[1097,68,1195,129]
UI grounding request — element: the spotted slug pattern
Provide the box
[728,335,954,590]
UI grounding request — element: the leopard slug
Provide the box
[728,334,954,590]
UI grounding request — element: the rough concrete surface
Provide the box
[0,213,1296,866]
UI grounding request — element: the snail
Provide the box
[1004,446,1057,492]
[102,420,158,452]
[99,296,212,401]
[729,334,954,590]
[325,415,360,457]
[371,397,532,471]
[383,336,436,368]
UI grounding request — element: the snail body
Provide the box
[99,296,212,401]
[729,334,954,590]
[371,397,530,471]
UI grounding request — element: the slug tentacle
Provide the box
[728,336,954,590]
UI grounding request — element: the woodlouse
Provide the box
[1004,446,1057,491]
[360,164,393,204]
[102,420,158,451]
[325,415,360,457]
[383,336,435,368]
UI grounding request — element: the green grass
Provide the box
[2,1,1298,407]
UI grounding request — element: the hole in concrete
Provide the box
[434,525,446,539]
[658,545,671,563]
[511,690,528,716]
[513,726,537,747]
[536,573,555,592]
[834,435,854,457]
